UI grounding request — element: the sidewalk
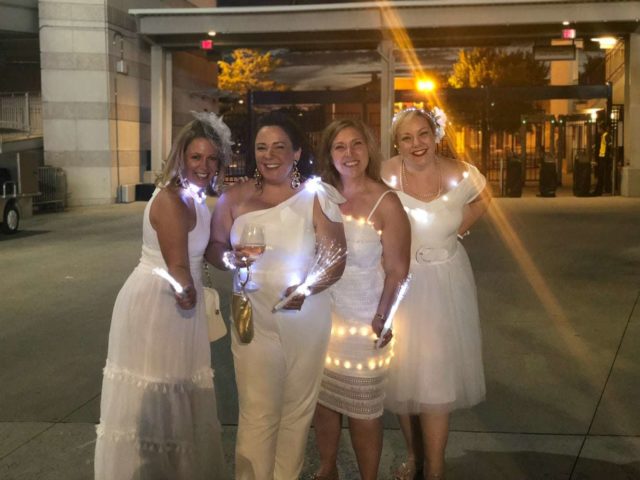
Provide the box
[0,189,639,479]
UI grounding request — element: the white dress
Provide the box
[318,190,395,419]
[384,163,486,414]
[95,189,227,480]
[229,181,343,480]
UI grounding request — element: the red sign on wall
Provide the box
[200,39,214,50]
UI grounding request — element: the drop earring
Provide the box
[254,168,263,189]
[290,161,301,189]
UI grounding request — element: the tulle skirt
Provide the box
[384,247,485,414]
[95,264,228,480]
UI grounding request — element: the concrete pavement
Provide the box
[1,188,639,479]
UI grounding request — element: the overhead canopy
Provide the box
[130,0,640,52]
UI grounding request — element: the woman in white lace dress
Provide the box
[95,113,232,480]
[382,107,491,480]
[206,112,346,480]
[312,119,410,480]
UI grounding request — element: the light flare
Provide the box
[272,240,347,312]
[152,268,184,295]
[376,275,411,348]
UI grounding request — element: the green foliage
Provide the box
[447,48,549,131]
[217,49,287,95]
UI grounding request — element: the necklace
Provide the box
[401,158,442,200]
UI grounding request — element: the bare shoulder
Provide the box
[381,155,401,181]
[439,156,467,183]
[221,180,256,203]
[153,186,189,212]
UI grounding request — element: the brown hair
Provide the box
[318,118,383,189]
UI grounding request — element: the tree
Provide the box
[447,47,549,131]
[217,48,287,95]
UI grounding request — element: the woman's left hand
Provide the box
[175,285,196,310]
[280,285,306,311]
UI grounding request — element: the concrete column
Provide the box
[150,45,166,176]
[621,33,640,196]
[163,51,173,156]
[379,39,395,159]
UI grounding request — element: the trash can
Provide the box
[539,154,557,197]
[573,152,591,197]
[505,156,523,197]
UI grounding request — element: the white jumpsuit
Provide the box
[229,181,343,480]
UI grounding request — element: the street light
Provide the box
[416,78,436,93]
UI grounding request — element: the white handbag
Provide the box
[203,262,227,342]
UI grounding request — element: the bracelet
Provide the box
[374,313,386,322]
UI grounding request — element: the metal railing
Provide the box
[34,166,67,210]
[0,92,42,135]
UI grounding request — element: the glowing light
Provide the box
[442,195,449,202]
[326,356,332,365]
[222,251,238,270]
[304,176,324,194]
[562,20,570,26]
[349,327,357,335]
[450,180,458,188]
[344,361,352,369]
[378,359,384,367]
[356,363,363,370]
[272,240,347,312]
[389,175,398,187]
[376,275,411,348]
[337,327,346,336]
[410,208,430,223]
[208,30,217,36]
[377,230,383,236]
[462,171,470,179]
[385,357,391,365]
[358,217,366,226]
[416,78,436,92]
[334,359,340,367]
[359,327,369,336]
[368,360,376,370]
[591,36,617,49]
[183,183,206,204]
[152,268,184,294]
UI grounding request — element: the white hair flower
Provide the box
[428,107,447,143]
[191,111,234,165]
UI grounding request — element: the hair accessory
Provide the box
[190,111,234,165]
[393,107,448,143]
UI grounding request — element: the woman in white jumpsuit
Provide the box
[206,112,347,480]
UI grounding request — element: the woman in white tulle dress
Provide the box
[311,119,410,480]
[95,113,232,480]
[206,112,346,480]
[382,107,491,480]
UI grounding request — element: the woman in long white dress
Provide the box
[95,113,233,479]
[382,107,491,480]
[312,119,410,480]
[206,111,347,480]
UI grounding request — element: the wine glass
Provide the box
[234,223,266,292]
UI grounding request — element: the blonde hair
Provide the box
[392,107,447,147]
[318,119,383,189]
[157,113,233,192]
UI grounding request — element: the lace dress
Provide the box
[318,190,395,419]
[229,180,344,480]
[384,163,487,414]
[95,188,227,480]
